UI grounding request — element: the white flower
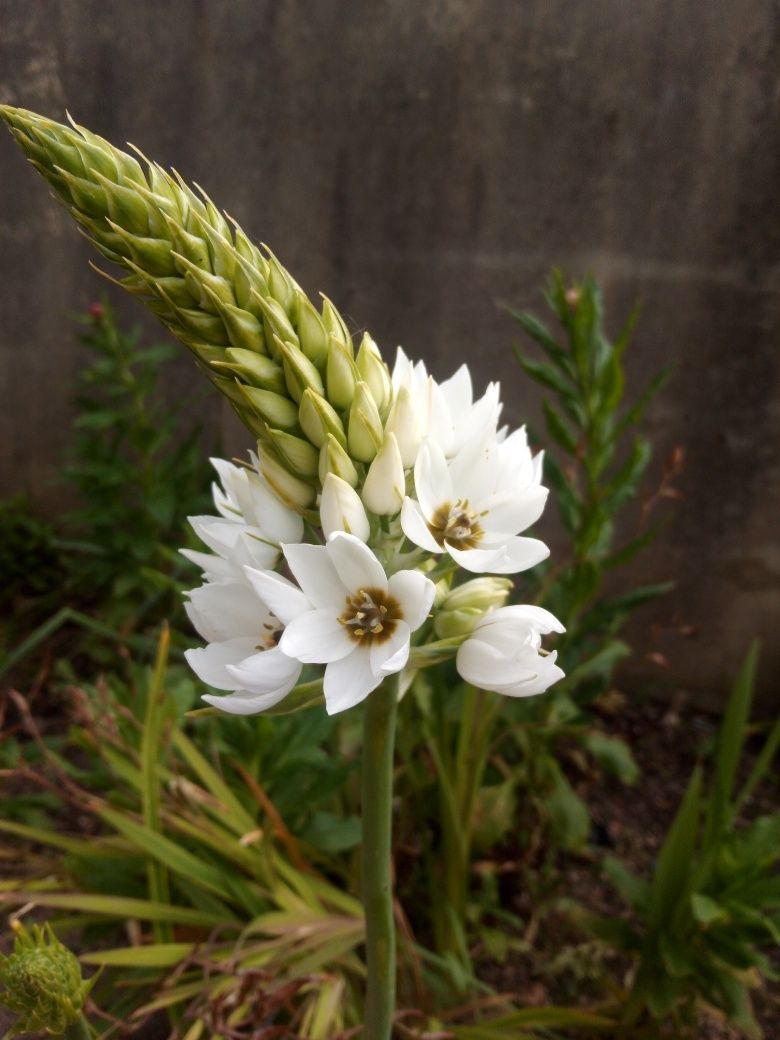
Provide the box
[254,532,435,714]
[361,433,405,516]
[388,349,501,465]
[182,456,304,582]
[456,605,566,697]
[401,435,549,573]
[184,580,303,714]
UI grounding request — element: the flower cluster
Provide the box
[184,349,565,715]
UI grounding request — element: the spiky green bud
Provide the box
[433,578,513,638]
[319,434,360,488]
[348,382,384,463]
[0,921,95,1037]
[299,388,346,448]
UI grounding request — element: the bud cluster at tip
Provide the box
[0,921,94,1036]
[0,105,397,512]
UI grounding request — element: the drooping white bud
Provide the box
[361,432,405,516]
[320,474,370,542]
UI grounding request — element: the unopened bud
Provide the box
[257,444,315,509]
[238,385,299,430]
[212,348,286,393]
[384,384,423,468]
[356,333,392,417]
[434,577,512,638]
[277,339,324,403]
[299,388,346,448]
[319,434,360,488]
[348,382,384,463]
[362,432,405,516]
[320,474,370,541]
[321,295,353,353]
[266,428,319,477]
[326,337,359,411]
[295,291,329,367]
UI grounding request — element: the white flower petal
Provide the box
[185,582,273,642]
[202,687,294,715]
[400,497,442,553]
[387,569,436,632]
[414,440,452,518]
[283,542,347,609]
[185,638,257,690]
[180,548,239,582]
[443,542,510,574]
[326,532,388,593]
[481,486,549,537]
[225,646,302,692]
[370,620,411,676]
[477,604,566,636]
[482,536,550,574]
[280,609,355,663]
[320,474,370,542]
[323,649,383,714]
[244,567,311,625]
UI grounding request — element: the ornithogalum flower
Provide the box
[182,455,304,580]
[456,605,566,696]
[184,580,302,713]
[251,532,435,714]
[401,434,549,573]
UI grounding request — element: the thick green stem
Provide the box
[362,676,398,1039]
[64,1013,92,1040]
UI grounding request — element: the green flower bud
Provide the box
[433,578,513,638]
[356,333,392,417]
[361,432,405,516]
[348,382,384,463]
[295,291,329,367]
[299,388,346,448]
[253,293,298,357]
[277,339,325,403]
[0,921,95,1036]
[257,444,316,509]
[326,337,359,411]
[211,348,286,393]
[319,434,359,488]
[321,295,353,353]
[237,385,300,430]
[266,428,320,477]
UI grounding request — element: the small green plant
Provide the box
[514,271,678,695]
[578,642,780,1038]
[60,301,212,626]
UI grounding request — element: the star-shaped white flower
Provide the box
[456,605,566,697]
[182,456,304,582]
[401,434,550,573]
[185,580,302,714]
[249,532,435,714]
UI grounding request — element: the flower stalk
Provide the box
[361,674,399,1038]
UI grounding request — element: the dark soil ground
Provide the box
[478,693,780,1039]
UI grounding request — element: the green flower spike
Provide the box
[0,105,393,505]
[0,921,95,1038]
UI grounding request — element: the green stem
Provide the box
[362,676,398,1039]
[64,1013,92,1040]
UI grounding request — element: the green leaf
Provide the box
[647,767,702,929]
[691,892,728,926]
[515,353,576,399]
[0,892,226,928]
[81,942,195,967]
[584,732,639,784]
[543,399,579,452]
[603,856,650,910]
[509,308,574,375]
[544,763,590,849]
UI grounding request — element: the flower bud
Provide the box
[253,292,298,357]
[257,443,315,508]
[277,339,325,403]
[295,291,329,367]
[238,385,300,430]
[361,432,405,516]
[348,382,384,463]
[212,348,286,393]
[319,434,359,488]
[320,473,370,541]
[299,388,346,448]
[0,921,94,1036]
[321,295,353,353]
[434,577,513,638]
[384,385,423,468]
[356,333,392,416]
[326,337,359,411]
[266,428,320,477]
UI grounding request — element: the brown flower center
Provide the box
[339,587,402,645]
[256,619,283,652]
[428,500,484,550]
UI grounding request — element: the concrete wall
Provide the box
[1,1,778,706]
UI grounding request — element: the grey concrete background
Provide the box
[0,1,778,706]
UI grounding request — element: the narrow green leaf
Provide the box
[647,767,702,929]
[0,892,226,927]
[543,399,579,453]
[81,942,195,967]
